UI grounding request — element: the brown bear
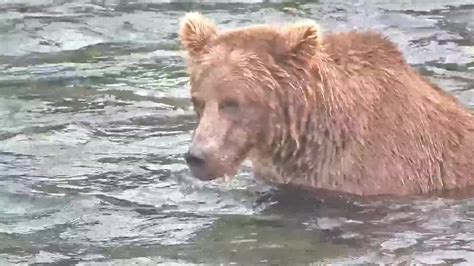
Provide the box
[179,12,474,197]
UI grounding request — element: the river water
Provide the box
[0,0,473,265]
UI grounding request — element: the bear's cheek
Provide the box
[222,129,255,172]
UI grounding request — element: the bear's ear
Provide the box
[180,12,218,57]
[280,20,322,59]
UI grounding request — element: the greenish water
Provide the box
[0,0,473,265]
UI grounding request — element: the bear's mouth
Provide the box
[187,160,242,182]
[188,164,220,181]
[185,146,251,182]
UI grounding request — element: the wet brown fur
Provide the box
[180,13,474,196]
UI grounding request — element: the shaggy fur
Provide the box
[180,12,474,196]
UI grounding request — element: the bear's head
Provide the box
[180,12,322,181]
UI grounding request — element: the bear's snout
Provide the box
[185,146,218,181]
[185,149,206,169]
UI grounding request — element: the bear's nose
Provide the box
[184,148,207,168]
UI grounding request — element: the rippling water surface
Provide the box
[1,0,473,265]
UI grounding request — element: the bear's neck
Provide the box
[252,57,356,191]
[253,113,350,192]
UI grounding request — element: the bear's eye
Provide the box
[219,99,239,112]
